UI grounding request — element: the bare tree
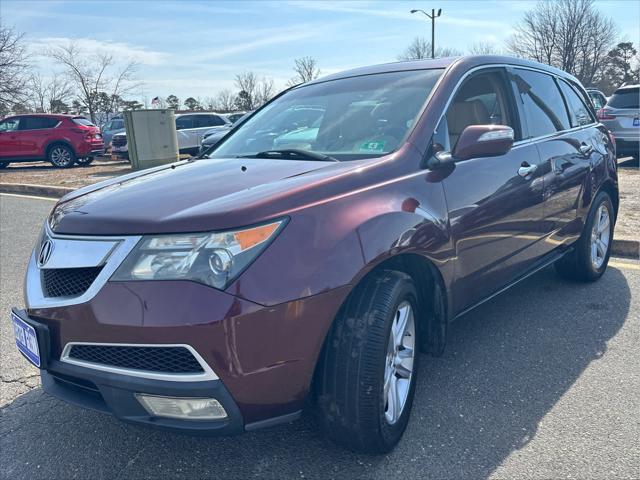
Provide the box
[508,0,616,86]
[287,56,320,87]
[255,77,274,106]
[47,41,141,123]
[234,71,258,110]
[398,37,461,60]
[214,89,235,112]
[28,72,74,112]
[467,41,502,55]
[0,24,30,115]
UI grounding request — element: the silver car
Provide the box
[597,85,639,159]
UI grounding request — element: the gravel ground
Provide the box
[616,158,639,242]
[0,157,132,188]
[1,193,639,480]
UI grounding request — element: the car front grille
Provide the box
[66,345,205,374]
[41,267,103,298]
[112,136,127,147]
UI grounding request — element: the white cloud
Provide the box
[27,37,169,66]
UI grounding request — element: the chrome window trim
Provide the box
[60,342,219,382]
[432,62,598,149]
[25,222,142,309]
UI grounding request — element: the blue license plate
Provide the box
[633,118,639,127]
[12,312,41,368]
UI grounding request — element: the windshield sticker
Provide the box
[359,141,386,152]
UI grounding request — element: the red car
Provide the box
[0,114,104,168]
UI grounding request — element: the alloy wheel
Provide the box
[590,203,610,269]
[383,301,415,425]
[50,147,71,167]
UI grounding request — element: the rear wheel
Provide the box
[47,144,76,168]
[0,161,10,169]
[317,270,420,453]
[555,191,614,282]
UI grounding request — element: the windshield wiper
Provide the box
[241,149,339,162]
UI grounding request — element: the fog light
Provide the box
[136,394,227,420]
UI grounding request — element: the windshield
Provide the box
[210,69,443,161]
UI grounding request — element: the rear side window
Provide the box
[513,69,570,138]
[608,87,639,109]
[19,117,60,130]
[559,81,594,127]
[72,117,95,127]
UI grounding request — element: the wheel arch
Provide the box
[597,178,619,221]
[45,140,76,159]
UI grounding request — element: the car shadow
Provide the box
[0,266,631,480]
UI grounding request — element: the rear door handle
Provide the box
[518,162,537,178]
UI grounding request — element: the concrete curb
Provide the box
[611,238,639,259]
[0,183,74,199]
[1,182,638,259]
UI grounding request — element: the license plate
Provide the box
[633,118,639,127]
[12,312,41,367]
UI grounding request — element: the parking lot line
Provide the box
[609,259,640,270]
[0,193,58,202]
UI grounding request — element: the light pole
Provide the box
[410,8,442,59]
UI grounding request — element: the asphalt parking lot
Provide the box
[1,193,638,480]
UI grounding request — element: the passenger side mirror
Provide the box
[452,125,514,161]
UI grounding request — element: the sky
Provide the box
[2,0,639,104]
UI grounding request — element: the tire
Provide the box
[317,270,421,453]
[0,161,10,169]
[76,156,95,166]
[555,191,614,282]
[47,144,76,168]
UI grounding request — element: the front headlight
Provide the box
[112,220,285,289]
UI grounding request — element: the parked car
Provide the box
[0,114,104,168]
[586,88,607,110]
[12,56,618,454]
[100,116,125,153]
[224,112,247,123]
[597,84,639,159]
[198,112,252,156]
[111,112,231,159]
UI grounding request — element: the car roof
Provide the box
[7,113,79,118]
[614,84,639,91]
[304,55,581,86]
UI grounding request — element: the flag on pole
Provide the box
[151,96,159,106]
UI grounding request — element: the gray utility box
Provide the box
[123,109,179,170]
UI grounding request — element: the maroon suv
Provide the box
[11,56,618,453]
[0,114,104,168]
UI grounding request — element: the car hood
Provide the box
[50,157,357,235]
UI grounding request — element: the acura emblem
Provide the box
[38,239,54,267]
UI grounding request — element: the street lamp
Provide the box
[410,8,442,59]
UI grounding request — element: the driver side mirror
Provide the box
[452,124,514,161]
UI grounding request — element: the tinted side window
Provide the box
[112,120,124,129]
[442,70,518,150]
[194,115,226,128]
[175,116,194,130]
[20,117,59,130]
[559,81,594,127]
[513,69,570,138]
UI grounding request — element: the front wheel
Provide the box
[0,161,10,169]
[555,191,614,282]
[317,270,420,453]
[47,144,76,168]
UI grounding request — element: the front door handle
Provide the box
[518,161,537,178]
[579,144,593,157]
